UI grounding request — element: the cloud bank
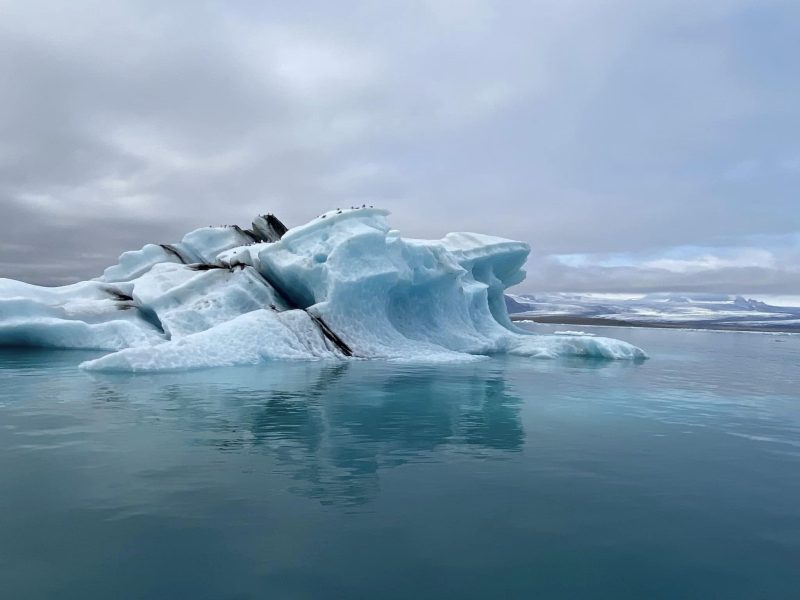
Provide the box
[1,0,798,291]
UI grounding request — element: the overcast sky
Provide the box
[1,0,798,293]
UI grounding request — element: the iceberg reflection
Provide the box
[89,360,525,505]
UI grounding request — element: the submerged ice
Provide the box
[0,209,646,371]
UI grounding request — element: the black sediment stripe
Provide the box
[232,225,261,244]
[105,287,167,335]
[265,214,288,239]
[106,288,134,302]
[250,265,355,358]
[159,244,188,264]
[305,310,354,357]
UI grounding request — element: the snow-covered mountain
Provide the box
[0,209,646,371]
[505,292,800,331]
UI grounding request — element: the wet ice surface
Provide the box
[0,324,798,599]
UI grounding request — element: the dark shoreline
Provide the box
[511,314,800,334]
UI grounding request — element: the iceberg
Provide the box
[0,209,646,371]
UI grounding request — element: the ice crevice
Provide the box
[0,209,647,371]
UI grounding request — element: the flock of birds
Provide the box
[210,204,377,229]
[320,204,374,218]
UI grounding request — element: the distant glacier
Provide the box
[505,292,800,332]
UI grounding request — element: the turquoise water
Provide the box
[1,325,799,599]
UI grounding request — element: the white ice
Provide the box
[0,209,647,370]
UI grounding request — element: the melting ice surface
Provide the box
[0,209,645,371]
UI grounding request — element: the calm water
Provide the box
[1,325,799,599]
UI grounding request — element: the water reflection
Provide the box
[2,330,800,598]
[88,360,525,505]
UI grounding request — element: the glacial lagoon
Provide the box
[1,324,798,599]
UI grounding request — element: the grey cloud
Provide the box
[519,257,800,295]
[0,197,178,284]
[1,0,799,291]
